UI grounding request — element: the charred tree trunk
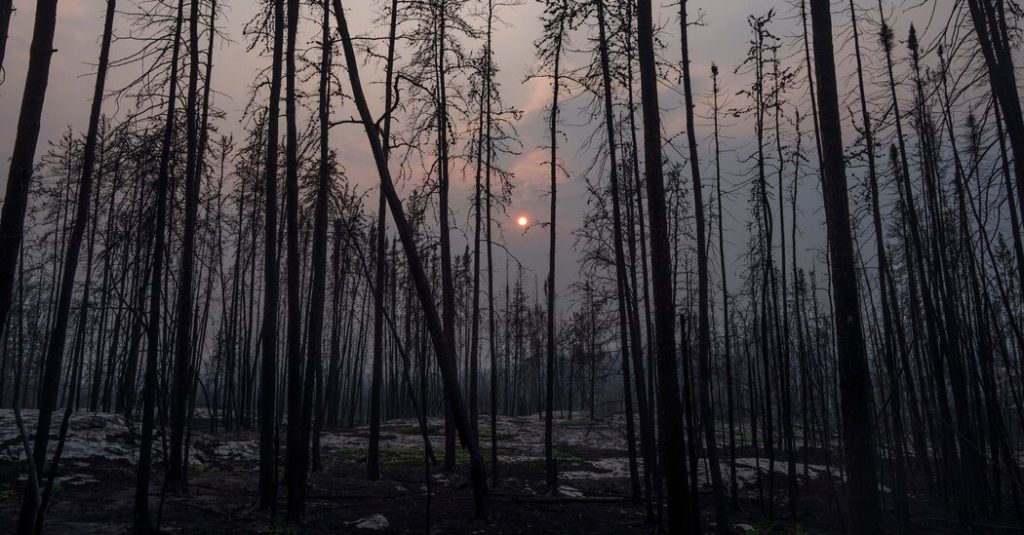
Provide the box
[848,0,908,528]
[332,0,490,517]
[284,0,306,523]
[0,0,13,77]
[0,0,59,376]
[166,0,204,494]
[679,1,726,529]
[301,0,331,493]
[966,0,1024,211]
[808,1,881,531]
[258,0,285,512]
[135,0,185,530]
[636,0,693,528]
[18,0,114,530]
[368,0,400,481]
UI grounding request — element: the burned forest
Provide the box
[1,0,1024,533]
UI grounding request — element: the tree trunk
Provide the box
[543,0,566,496]
[679,1,726,529]
[0,0,13,76]
[636,0,693,529]
[0,0,59,377]
[332,0,490,517]
[17,1,113,529]
[808,2,882,531]
[966,0,1024,212]
[284,0,306,522]
[166,0,204,494]
[135,0,185,530]
[368,0,400,481]
[300,0,331,495]
[848,0,908,528]
[258,0,284,512]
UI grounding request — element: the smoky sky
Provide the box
[0,0,959,315]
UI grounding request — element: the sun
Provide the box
[516,215,529,227]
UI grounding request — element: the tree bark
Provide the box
[284,0,306,522]
[368,0,399,481]
[166,0,204,494]
[0,0,59,377]
[300,0,332,494]
[17,0,112,530]
[636,0,693,529]
[808,2,882,531]
[332,0,490,517]
[679,1,726,529]
[0,0,13,83]
[258,0,284,512]
[135,0,185,530]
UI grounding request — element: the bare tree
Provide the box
[332,0,490,518]
[136,0,186,530]
[368,0,401,481]
[679,1,726,528]
[0,0,13,79]
[636,0,693,529]
[0,0,58,378]
[17,1,115,530]
[808,1,881,531]
[167,0,205,494]
[258,0,285,512]
[284,0,307,522]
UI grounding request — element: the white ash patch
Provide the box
[1,410,135,463]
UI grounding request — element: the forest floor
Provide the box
[0,409,1017,533]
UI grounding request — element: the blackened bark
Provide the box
[368,0,399,481]
[332,0,490,517]
[544,0,564,496]
[18,0,112,530]
[166,0,204,494]
[0,0,13,77]
[636,0,693,529]
[808,1,881,531]
[284,0,306,522]
[301,0,331,494]
[967,0,1024,216]
[258,0,284,512]
[0,0,58,380]
[679,1,726,529]
[136,1,185,530]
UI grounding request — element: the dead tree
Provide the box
[808,1,881,531]
[0,0,59,379]
[636,0,693,529]
[301,0,332,492]
[17,2,115,530]
[367,0,400,481]
[258,0,285,511]
[136,0,186,531]
[0,0,13,77]
[679,0,727,528]
[332,0,490,518]
[284,0,307,522]
[166,0,205,494]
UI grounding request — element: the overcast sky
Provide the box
[0,0,955,314]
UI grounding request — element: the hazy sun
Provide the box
[516,215,529,227]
